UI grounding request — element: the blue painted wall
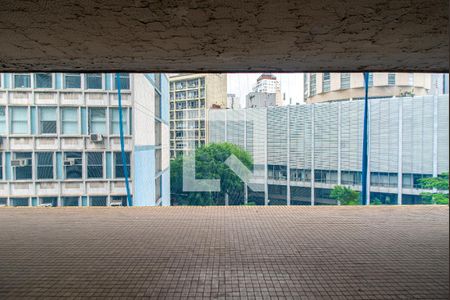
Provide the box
[133,146,155,206]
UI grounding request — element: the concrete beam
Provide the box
[0,0,448,72]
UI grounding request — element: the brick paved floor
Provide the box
[0,206,448,299]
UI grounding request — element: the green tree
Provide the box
[330,185,360,205]
[170,143,253,206]
[419,173,449,205]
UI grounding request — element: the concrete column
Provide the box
[432,95,438,177]
[337,102,341,185]
[286,106,291,205]
[397,98,403,205]
[264,109,269,206]
[311,105,315,206]
[244,110,248,204]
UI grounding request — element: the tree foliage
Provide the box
[330,185,360,205]
[170,143,253,206]
[419,173,449,205]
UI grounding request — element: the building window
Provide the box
[64,152,82,179]
[89,108,106,134]
[155,74,161,90]
[110,108,128,135]
[111,195,128,206]
[155,176,161,201]
[39,197,57,207]
[408,73,414,86]
[310,74,316,96]
[64,73,81,89]
[0,153,3,180]
[367,73,373,87]
[155,120,161,146]
[322,72,330,92]
[114,73,130,90]
[35,73,53,89]
[36,152,54,179]
[87,152,103,178]
[39,107,57,134]
[14,74,31,88]
[62,197,79,207]
[340,73,351,89]
[10,107,28,134]
[155,92,161,118]
[388,73,396,85]
[11,198,29,207]
[61,107,79,135]
[114,152,130,178]
[0,106,6,134]
[85,73,103,89]
[90,196,107,206]
[13,152,32,180]
[155,149,162,174]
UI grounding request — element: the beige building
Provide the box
[304,73,431,104]
[169,73,227,158]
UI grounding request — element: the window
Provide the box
[322,72,330,92]
[11,198,29,207]
[37,152,54,179]
[90,196,107,206]
[87,152,103,178]
[61,107,79,134]
[114,73,130,90]
[64,152,82,179]
[408,73,414,86]
[155,92,161,118]
[0,153,2,180]
[155,121,161,146]
[39,107,57,134]
[110,108,128,135]
[111,195,128,206]
[310,74,316,96]
[340,73,351,89]
[40,197,57,207]
[62,197,79,206]
[0,106,5,134]
[13,152,32,180]
[14,74,31,88]
[10,107,28,134]
[388,73,396,85]
[155,176,161,201]
[368,73,373,87]
[35,73,53,89]
[114,152,131,178]
[85,73,103,89]
[64,73,81,89]
[155,74,161,90]
[89,108,106,134]
[155,149,162,174]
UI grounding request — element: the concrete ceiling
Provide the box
[0,0,448,72]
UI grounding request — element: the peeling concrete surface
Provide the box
[0,0,448,72]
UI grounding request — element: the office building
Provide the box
[169,73,227,158]
[209,95,449,205]
[304,73,431,104]
[245,73,283,108]
[0,73,170,207]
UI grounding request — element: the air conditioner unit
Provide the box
[64,158,76,166]
[11,158,31,167]
[90,134,104,143]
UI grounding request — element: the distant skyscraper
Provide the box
[169,74,227,158]
[227,93,240,109]
[246,74,283,108]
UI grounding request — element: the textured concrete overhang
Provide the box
[0,0,448,72]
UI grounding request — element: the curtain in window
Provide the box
[87,152,103,178]
[10,107,28,134]
[40,107,57,134]
[61,108,79,134]
[89,108,106,134]
[35,73,52,88]
[37,152,54,179]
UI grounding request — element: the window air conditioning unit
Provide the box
[64,158,76,166]
[11,158,31,167]
[90,133,104,143]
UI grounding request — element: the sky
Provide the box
[227,73,304,107]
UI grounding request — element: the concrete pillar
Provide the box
[311,105,315,206]
[397,98,403,205]
[337,102,341,185]
[286,106,291,205]
[432,95,438,177]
